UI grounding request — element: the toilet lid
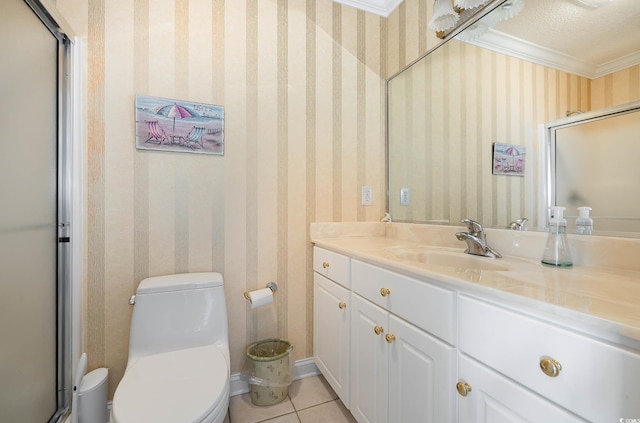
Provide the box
[112,345,229,423]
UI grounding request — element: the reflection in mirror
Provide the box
[387,0,640,236]
[547,101,640,234]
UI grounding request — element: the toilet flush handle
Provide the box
[129,295,136,305]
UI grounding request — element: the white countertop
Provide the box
[311,224,640,350]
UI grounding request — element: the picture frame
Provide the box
[135,94,224,155]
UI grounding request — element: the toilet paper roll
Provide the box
[247,288,274,309]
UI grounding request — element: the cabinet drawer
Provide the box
[458,355,586,422]
[351,260,455,344]
[460,295,640,422]
[313,247,350,288]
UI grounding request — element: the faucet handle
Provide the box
[461,218,483,235]
[509,217,528,230]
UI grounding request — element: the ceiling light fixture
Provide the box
[454,0,490,8]
[428,0,461,32]
[454,0,525,42]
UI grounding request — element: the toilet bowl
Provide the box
[111,273,230,423]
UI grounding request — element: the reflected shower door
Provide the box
[0,0,60,421]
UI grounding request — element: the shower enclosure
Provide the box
[0,0,72,421]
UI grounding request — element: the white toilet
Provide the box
[111,272,230,423]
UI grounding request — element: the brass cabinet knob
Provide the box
[322,261,330,269]
[380,287,391,297]
[540,357,562,377]
[374,325,384,335]
[456,381,472,397]
[338,301,347,309]
[385,333,396,343]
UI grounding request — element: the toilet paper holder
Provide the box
[244,282,278,301]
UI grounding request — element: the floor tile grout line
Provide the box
[290,397,341,413]
[231,398,341,423]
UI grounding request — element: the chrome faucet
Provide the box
[455,219,502,258]
[509,217,528,230]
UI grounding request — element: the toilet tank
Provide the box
[127,272,229,366]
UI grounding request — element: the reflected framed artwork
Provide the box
[493,143,525,176]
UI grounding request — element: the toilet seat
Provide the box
[112,345,229,423]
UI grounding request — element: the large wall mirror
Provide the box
[387,0,640,236]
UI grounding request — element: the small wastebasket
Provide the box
[78,368,109,423]
[245,339,293,406]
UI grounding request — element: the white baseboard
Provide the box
[230,357,319,397]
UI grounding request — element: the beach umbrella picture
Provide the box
[152,103,194,133]
[505,146,520,156]
[135,94,225,155]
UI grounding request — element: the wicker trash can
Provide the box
[245,339,293,406]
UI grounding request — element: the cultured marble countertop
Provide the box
[312,233,640,350]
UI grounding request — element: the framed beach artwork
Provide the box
[492,143,526,176]
[135,94,225,155]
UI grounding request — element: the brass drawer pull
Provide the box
[322,261,330,269]
[385,333,396,343]
[374,325,384,335]
[380,287,391,297]
[540,357,562,377]
[456,381,472,397]
[338,301,347,309]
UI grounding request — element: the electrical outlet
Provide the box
[400,188,410,206]
[361,186,373,206]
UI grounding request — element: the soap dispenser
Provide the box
[541,206,573,268]
[576,206,593,235]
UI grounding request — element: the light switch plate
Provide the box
[361,186,373,206]
[400,187,410,206]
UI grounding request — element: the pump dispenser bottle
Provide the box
[576,206,593,235]
[541,206,573,268]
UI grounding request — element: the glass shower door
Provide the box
[0,0,60,421]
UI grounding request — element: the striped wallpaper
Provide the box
[52,0,640,399]
[61,0,388,397]
[592,64,640,109]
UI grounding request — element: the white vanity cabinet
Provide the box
[349,260,456,423]
[313,248,351,405]
[313,243,640,423]
[458,295,640,422]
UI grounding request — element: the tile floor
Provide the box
[227,374,357,423]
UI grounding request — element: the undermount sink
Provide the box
[386,247,510,272]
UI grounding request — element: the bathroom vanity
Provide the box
[311,222,640,423]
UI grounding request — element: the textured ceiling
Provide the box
[493,0,640,67]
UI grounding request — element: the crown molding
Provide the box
[332,0,404,17]
[467,28,640,79]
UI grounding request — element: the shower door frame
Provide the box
[22,1,76,421]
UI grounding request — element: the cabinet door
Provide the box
[314,273,350,405]
[350,294,389,423]
[457,355,586,423]
[388,315,456,423]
